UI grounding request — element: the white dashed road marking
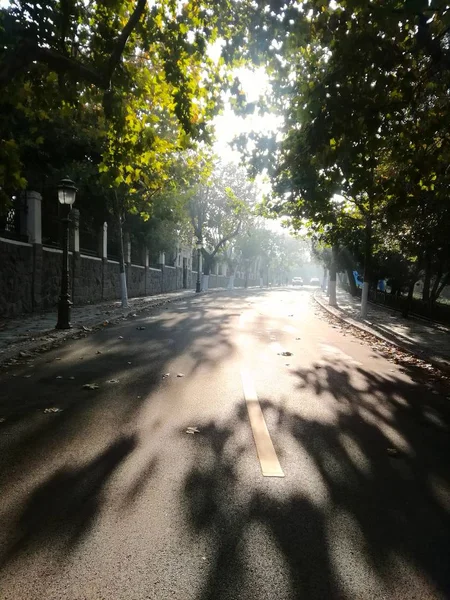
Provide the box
[241,368,284,478]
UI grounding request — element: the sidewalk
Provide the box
[0,289,199,366]
[315,288,450,373]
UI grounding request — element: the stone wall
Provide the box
[128,264,146,297]
[0,239,34,316]
[42,248,73,310]
[0,236,262,317]
[161,265,182,293]
[73,255,103,305]
[103,261,121,300]
[147,267,163,294]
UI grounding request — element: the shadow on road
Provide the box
[1,288,449,598]
[0,434,136,568]
[0,290,272,569]
[182,358,450,599]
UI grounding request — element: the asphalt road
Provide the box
[0,287,449,600]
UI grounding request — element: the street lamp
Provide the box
[55,176,77,329]
[196,239,203,293]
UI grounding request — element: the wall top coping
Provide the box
[0,236,32,248]
[164,265,176,270]
[43,246,66,254]
[81,254,102,261]
[148,267,161,273]
[131,263,145,269]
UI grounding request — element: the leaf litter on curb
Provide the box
[315,302,450,392]
[43,407,63,414]
[107,379,120,384]
[177,373,185,377]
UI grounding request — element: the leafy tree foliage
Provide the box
[187,161,257,274]
[234,0,450,308]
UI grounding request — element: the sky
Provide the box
[212,67,282,166]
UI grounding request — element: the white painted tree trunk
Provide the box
[328,280,337,307]
[361,281,369,318]
[259,277,263,288]
[227,274,235,290]
[322,268,328,292]
[116,211,129,310]
[120,271,129,309]
[202,274,209,291]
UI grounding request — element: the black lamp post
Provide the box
[55,176,77,329]
[196,239,203,293]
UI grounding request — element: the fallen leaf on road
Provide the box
[387,448,400,457]
[177,373,185,378]
[186,426,200,434]
[107,379,120,384]
[24,375,32,378]
[56,376,63,379]
[136,326,146,330]
[69,376,75,380]
[103,321,109,326]
[295,337,301,340]
[0,417,6,423]
[278,351,293,357]
[82,326,92,332]
[162,373,170,379]
[96,351,102,354]
[55,358,62,361]
[43,407,62,414]
[83,383,99,390]
[118,336,124,339]
[127,361,132,365]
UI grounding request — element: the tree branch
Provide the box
[0,0,147,90]
[106,0,147,86]
[212,223,242,257]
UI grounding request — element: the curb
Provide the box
[313,291,450,375]
[0,289,200,367]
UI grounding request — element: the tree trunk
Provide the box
[322,267,328,292]
[430,266,444,304]
[361,218,372,319]
[202,250,213,275]
[402,278,416,318]
[433,273,449,304]
[422,253,432,302]
[117,213,129,309]
[329,245,338,307]
[346,267,358,296]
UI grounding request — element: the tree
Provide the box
[187,161,257,288]
[0,0,230,211]
[232,0,450,318]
